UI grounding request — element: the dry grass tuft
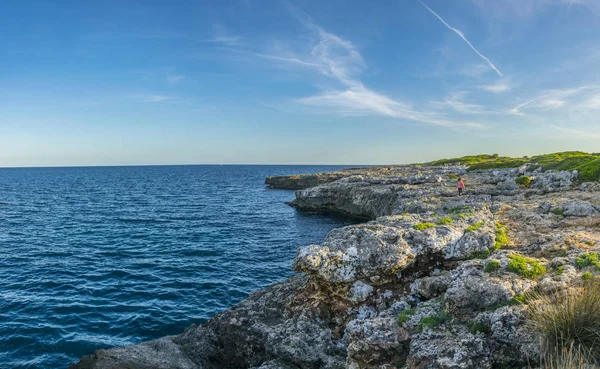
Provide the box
[526,282,600,366]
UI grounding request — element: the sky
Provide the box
[1,0,600,166]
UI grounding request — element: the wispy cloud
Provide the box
[298,87,484,128]
[202,35,241,46]
[419,1,503,77]
[478,81,511,93]
[284,13,482,128]
[508,85,598,115]
[129,94,174,103]
[433,91,492,114]
[167,74,185,84]
[253,53,322,67]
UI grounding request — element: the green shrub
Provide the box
[418,311,452,332]
[495,223,509,250]
[397,308,415,325]
[465,222,484,233]
[507,254,547,279]
[485,260,501,273]
[448,205,470,213]
[575,252,600,269]
[512,294,528,304]
[556,266,566,276]
[526,282,600,363]
[515,176,532,188]
[413,222,436,231]
[471,250,492,259]
[467,322,491,335]
[438,217,453,225]
[427,151,600,182]
[551,209,565,216]
[447,174,459,180]
[582,272,594,281]
[576,159,600,182]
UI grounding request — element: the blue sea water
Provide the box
[0,165,358,368]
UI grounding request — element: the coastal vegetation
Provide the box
[427,151,600,182]
[526,282,600,366]
[507,254,547,279]
[413,222,436,231]
[575,252,600,270]
[515,175,532,188]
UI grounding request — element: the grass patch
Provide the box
[447,174,459,180]
[448,206,470,214]
[507,254,547,279]
[512,293,529,305]
[413,222,436,231]
[438,217,453,225]
[495,223,509,250]
[516,176,532,188]
[581,272,594,281]
[484,260,501,273]
[397,308,416,325]
[551,209,565,216]
[575,252,600,270]
[556,266,566,276]
[526,282,600,364]
[465,222,484,233]
[418,311,452,332]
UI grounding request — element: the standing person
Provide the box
[437,175,444,186]
[457,177,465,197]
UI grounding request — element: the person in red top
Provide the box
[457,177,465,197]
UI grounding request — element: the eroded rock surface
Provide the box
[72,164,600,369]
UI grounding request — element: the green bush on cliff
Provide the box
[413,222,436,231]
[576,159,600,182]
[465,222,484,233]
[418,311,452,332]
[484,260,501,273]
[551,209,564,216]
[448,206,470,214]
[438,217,453,225]
[495,223,509,250]
[582,272,594,281]
[515,176,532,188]
[397,308,415,325]
[575,252,600,270]
[507,254,546,279]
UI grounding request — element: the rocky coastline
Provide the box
[71,158,600,369]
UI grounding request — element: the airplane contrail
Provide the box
[419,1,503,77]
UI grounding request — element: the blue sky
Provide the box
[1,0,600,166]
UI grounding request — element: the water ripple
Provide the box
[0,165,357,368]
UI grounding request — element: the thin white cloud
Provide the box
[508,85,598,115]
[202,35,241,46]
[253,53,322,67]
[419,1,503,77]
[167,74,185,84]
[433,91,492,114]
[479,81,511,93]
[129,94,173,103]
[287,17,482,128]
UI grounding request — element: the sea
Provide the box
[0,165,359,368]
